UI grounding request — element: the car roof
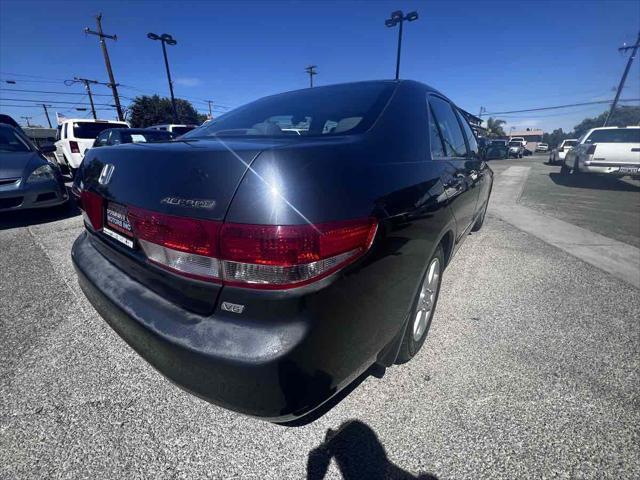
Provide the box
[588,126,639,131]
[59,118,128,124]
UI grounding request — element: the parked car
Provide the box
[147,124,197,136]
[0,124,68,212]
[535,143,549,152]
[484,143,510,160]
[508,140,525,158]
[548,139,578,165]
[54,119,129,177]
[71,80,493,423]
[562,126,640,176]
[509,137,532,155]
[93,128,174,148]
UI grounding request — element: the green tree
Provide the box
[542,128,570,148]
[128,95,207,128]
[485,117,506,138]
[572,106,640,138]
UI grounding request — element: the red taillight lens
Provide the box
[219,219,377,288]
[128,207,220,257]
[70,141,80,154]
[586,144,597,155]
[80,190,103,230]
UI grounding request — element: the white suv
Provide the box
[54,119,129,175]
[562,126,640,177]
[549,139,577,165]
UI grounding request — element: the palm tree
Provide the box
[485,117,506,138]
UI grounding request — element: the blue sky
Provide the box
[1,0,638,132]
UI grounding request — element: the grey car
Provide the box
[0,124,68,212]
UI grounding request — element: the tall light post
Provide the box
[385,10,418,80]
[147,32,179,123]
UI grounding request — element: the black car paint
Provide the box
[72,80,493,422]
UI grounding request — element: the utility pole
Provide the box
[305,65,317,88]
[207,100,213,119]
[147,32,179,123]
[74,77,99,119]
[42,104,52,128]
[604,31,640,126]
[84,14,124,121]
[385,10,419,80]
[21,116,32,127]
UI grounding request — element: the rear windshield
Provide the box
[584,129,640,144]
[508,141,521,146]
[564,140,577,147]
[73,122,128,139]
[172,126,195,136]
[121,130,173,143]
[184,82,395,139]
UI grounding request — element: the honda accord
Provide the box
[71,80,493,423]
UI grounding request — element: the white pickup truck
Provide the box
[54,119,129,176]
[562,126,640,177]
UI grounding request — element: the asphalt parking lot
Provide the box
[1,154,639,479]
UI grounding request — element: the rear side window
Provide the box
[428,96,468,158]
[456,110,479,158]
[427,104,446,158]
[584,129,640,143]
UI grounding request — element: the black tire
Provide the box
[571,157,581,175]
[471,201,487,232]
[396,244,444,364]
[560,162,569,175]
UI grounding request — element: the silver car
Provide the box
[0,124,68,212]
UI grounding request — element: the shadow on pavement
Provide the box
[0,194,80,230]
[307,420,438,480]
[549,172,640,192]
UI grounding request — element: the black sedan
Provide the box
[92,128,174,148]
[71,80,493,423]
[0,124,68,212]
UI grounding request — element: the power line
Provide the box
[0,87,115,97]
[0,97,116,106]
[485,98,640,115]
[0,71,68,81]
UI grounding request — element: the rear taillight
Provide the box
[70,141,80,154]
[128,207,222,281]
[220,219,378,288]
[586,144,597,155]
[123,206,377,289]
[80,190,103,230]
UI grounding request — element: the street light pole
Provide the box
[385,10,418,80]
[148,32,179,123]
[42,104,52,128]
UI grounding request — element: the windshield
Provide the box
[508,141,521,146]
[564,140,577,147]
[73,122,128,139]
[0,126,32,152]
[584,129,640,143]
[184,82,395,139]
[121,130,173,143]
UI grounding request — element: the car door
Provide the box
[428,95,480,241]
[456,109,491,214]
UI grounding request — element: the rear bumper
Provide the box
[580,161,640,175]
[0,178,68,212]
[71,232,379,422]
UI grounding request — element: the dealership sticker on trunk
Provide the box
[105,202,134,248]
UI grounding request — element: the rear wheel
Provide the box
[396,245,444,364]
[571,157,581,175]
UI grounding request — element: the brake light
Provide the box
[123,205,377,288]
[80,190,103,230]
[220,219,378,288]
[70,141,80,154]
[586,144,597,155]
[128,207,222,281]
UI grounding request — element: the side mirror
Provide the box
[39,143,56,154]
